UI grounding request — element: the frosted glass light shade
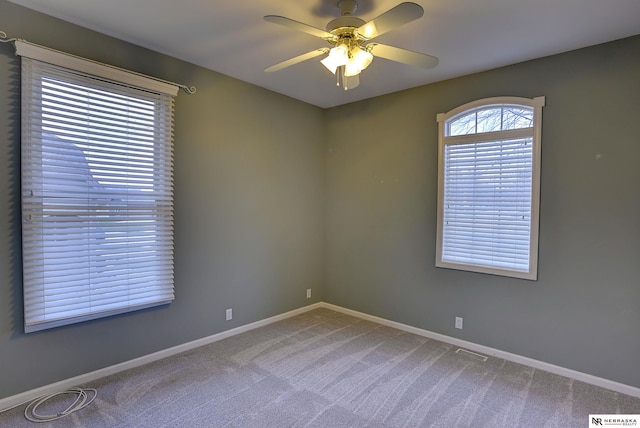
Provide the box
[343,47,374,77]
[321,45,349,74]
[352,47,373,70]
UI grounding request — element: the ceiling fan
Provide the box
[264,0,438,90]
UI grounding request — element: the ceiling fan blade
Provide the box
[265,48,329,72]
[358,2,424,40]
[264,15,336,41]
[369,43,439,69]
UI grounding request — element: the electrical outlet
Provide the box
[306,288,311,299]
[226,308,233,321]
[455,317,463,329]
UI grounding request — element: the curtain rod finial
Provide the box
[0,30,18,44]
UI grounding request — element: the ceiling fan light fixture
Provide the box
[320,44,349,74]
[343,46,373,77]
[264,2,438,92]
[342,70,360,90]
[344,61,361,77]
[320,57,338,74]
[352,46,373,70]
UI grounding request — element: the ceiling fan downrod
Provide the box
[338,0,358,16]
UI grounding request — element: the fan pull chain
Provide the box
[342,67,348,90]
[336,65,349,90]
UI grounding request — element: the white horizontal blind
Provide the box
[21,57,175,332]
[442,137,533,271]
[436,97,544,280]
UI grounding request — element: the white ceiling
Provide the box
[8,0,640,108]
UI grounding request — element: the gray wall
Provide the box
[325,35,640,388]
[0,1,324,399]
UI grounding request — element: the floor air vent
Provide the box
[455,348,488,361]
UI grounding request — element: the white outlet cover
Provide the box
[226,308,233,321]
[455,317,463,329]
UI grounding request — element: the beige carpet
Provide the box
[1,308,638,427]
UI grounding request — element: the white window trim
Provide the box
[436,96,545,280]
[18,43,177,332]
[14,40,179,96]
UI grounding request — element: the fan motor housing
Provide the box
[326,16,366,34]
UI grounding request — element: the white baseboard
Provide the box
[2,300,638,413]
[319,302,640,399]
[0,302,324,413]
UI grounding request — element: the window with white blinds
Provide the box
[19,45,176,332]
[436,96,544,280]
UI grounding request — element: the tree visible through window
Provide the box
[436,97,544,280]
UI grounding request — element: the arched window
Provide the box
[436,96,545,280]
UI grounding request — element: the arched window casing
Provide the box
[436,96,545,280]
